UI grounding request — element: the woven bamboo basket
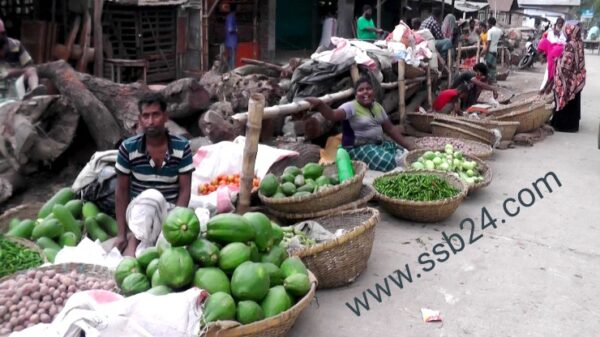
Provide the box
[205,272,317,337]
[406,112,445,133]
[288,207,380,289]
[492,102,553,133]
[496,68,510,81]
[436,115,520,141]
[259,161,367,214]
[430,121,495,146]
[372,171,467,222]
[0,203,43,233]
[487,90,550,116]
[267,184,375,224]
[0,262,117,283]
[0,236,48,274]
[433,116,498,145]
[413,137,493,160]
[402,149,493,193]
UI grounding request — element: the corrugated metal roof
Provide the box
[434,0,490,12]
[518,0,580,6]
[487,0,515,12]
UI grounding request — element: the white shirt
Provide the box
[547,30,566,44]
[487,26,503,53]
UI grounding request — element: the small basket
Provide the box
[267,184,375,224]
[372,171,468,222]
[406,112,445,133]
[0,236,48,277]
[0,203,43,234]
[433,116,498,145]
[413,137,493,160]
[430,121,495,146]
[288,207,380,289]
[492,102,553,133]
[259,161,367,214]
[402,149,493,193]
[205,272,317,337]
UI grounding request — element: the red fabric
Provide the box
[537,37,564,84]
[433,89,459,112]
[554,23,586,111]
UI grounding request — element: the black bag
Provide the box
[78,166,117,217]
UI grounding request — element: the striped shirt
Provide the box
[115,133,194,203]
[422,16,444,40]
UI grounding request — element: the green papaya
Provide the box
[145,258,160,279]
[36,237,61,250]
[193,267,231,294]
[6,219,35,238]
[260,286,293,318]
[271,222,284,244]
[38,187,75,219]
[137,247,159,270]
[206,214,255,244]
[283,166,301,177]
[283,273,311,297]
[280,257,308,278]
[121,273,150,296]
[293,175,305,187]
[315,175,330,186]
[259,173,279,197]
[64,200,83,219]
[156,235,172,255]
[262,262,284,286]
[187,238,220,267]
[292,191,312,198]
[259,245,288,267]
[147,285,172,296]
[151,270,168,288]
[280,174,295,184]
[31,218,63,240]
[81,202,100,219]
[202,292,236,324]
[8,218,21,231]
[231,262,270,302]
[115,257,142,287]
[296,183,315,193]
[272,192,286,199]
[302,163,323,180]
[280,182,296,196]
[43,248,59,263]
[248,242,260,262]
[236,300,265,324]
[243,212,273,252]
[58,232,78,247]
[219,242,252,273]
[162,207,200,247]
[95,213,119,237]
[52,204,82,238]
[329,175,340,185]
[158,247,194,288]
[84,217,109,242]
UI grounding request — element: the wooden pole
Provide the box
[447,52,453,86]
[457,41,462,69]
[93,0,104,77]
[398,59,406,125]
[427,62,433,108]
[476,39,481,62]
[237,93,265,214]
[350,64,360,83]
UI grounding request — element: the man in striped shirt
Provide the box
[114,92,194,256]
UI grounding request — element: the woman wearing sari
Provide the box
[541,22,586,132]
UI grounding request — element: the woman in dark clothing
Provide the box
[542,22,586,132]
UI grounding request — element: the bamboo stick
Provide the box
[93,0,104,77]
[476,39,481,62]
[241,58,283,72]
[237,93,265,214]
[427,62,432,108]
[350,64,360,83]
[447,52,453,86]
[398,59,406,125]
[457,42,462,69]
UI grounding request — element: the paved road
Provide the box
[289,54,600,337]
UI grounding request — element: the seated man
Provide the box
[114,92,194,256]
[421,8,453,59]
[432,84,469,115]
[0,18,46,99]
[450,63,499,109]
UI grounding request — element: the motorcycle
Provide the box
[518,36,542,69]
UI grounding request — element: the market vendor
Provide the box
[422,8,453,60]
[356,5,383,40]
[432,84,469,115]
[305,76,413,172]
[114,92,194,256]
[0,18,46,99]
[450,63,500,108]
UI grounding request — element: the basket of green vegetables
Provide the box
[372,171,468,222]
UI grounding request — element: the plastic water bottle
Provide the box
[336,146,354,183]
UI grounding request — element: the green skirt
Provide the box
[347,141,404,172]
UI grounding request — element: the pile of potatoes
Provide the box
[0,269,117,334]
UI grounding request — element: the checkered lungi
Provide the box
[347,141,404,172]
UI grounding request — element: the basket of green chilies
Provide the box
[0,235,46,279]
[372,170,468,222]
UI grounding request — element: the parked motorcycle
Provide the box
[518,37,541,69]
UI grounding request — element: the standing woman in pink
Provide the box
[541,22,586,133]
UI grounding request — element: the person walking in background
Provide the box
[541,22,586,133]
[422,8,453,60]
[479,22,488,51]
[546,17,566,44]
[357,5,382,40]
[482,17,502,83]
[225,4,238,70]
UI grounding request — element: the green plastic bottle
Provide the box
[336,146,355,183]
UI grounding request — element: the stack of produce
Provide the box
[409,144,485,185]
[0,236,44,278]
[198,173,260,195]
[279,227,316,248]
[373,173,460,201]
[4,188,118,262]
[0,268,117,334]
[259,163,340,198]
[114,208,313,326]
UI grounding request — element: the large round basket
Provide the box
[437,115,520,141]
[402,149,492,193]
[407,112,445,133]
[259,161,367,214]
[492,102,553,133]
[267,184,375,224]
[413,137,493,160]
[487,90,549,116]
[0,203,43,233]
[288,207,380,289]
[430,121,494,146]
[205,272,317,337]
[433,116,498,146]
[372,171,468,222]
[0,262,117,283]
